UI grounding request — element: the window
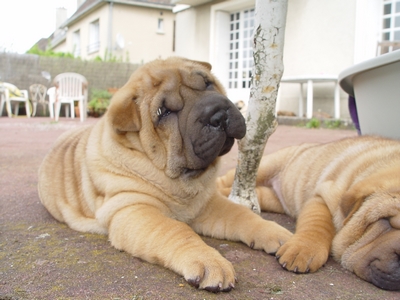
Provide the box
[88,19,100,54]
[157,18,164,34]
[381,0,400,53]
[72,30,81,57]
[228,8,255,90]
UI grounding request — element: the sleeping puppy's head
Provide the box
[332,190,400,290]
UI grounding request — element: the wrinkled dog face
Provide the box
[358,220,400,291]
[338,191,400,291]
[107,57,246,179]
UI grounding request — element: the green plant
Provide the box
[88,89,113,116]
[93,55,103,62]
[306,118,321,129]
[26,44,75,58]
[93,49,126,63]
[325,119,342,129]
[125,51,130,63]
[266,284,283,295]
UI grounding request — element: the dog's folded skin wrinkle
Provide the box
[182,168,205,179]
[38,57,295,293]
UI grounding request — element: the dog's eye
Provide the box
[157,106,171,120]
[205,80,213,90]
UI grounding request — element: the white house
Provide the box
[173,0,399,119]
[51,0,175,64]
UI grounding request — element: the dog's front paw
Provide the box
[276,234,329,273]
[250,220,293,254]
[182,251,236,293]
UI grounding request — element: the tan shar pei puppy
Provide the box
[38,57,292,293]
[218,135,400,290]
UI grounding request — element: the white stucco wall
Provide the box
[65,5,109,60]
[175,9,197,59]
[52,40,68,53]
[112,5,175,64]
[174,4,211,62]
[278,0,380,118]
[353,0,381,63]
[62,3,175,64]
[278,0,357,117]
[284,0,356,76]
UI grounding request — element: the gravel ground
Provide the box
[1,117,399,300]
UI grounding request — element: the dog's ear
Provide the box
[341,169,400,225]
[107,92,141,134]
[340,181,378,225]
[340,191,367,225]
[195,60,212,70]
[179,57,212,71]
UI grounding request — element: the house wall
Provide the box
[284,0,356,76]
[278,0,380,117]
[208,0,256,102]
[52,39,68,54]
[54,3,175,64]
[175,0,382,119]
[112,4,175,64]
[175,9,197,58]
[175,1,225,62]
[279,0,357,117]
[175,4,213,62]
[353,0,381,63]
[60,5,110,60]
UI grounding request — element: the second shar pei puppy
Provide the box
[38,57,292,292]
[218,136,400,290]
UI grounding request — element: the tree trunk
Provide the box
[229,0,288,213]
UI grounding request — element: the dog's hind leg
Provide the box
[256,186,285,213]
[217,174,284,214]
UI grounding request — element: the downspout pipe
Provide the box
[107,0,114,58]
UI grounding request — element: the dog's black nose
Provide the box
[209,110,228,130]
[199,93,246,140]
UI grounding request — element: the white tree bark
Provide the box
[229,0,288,213]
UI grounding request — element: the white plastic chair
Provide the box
[47,86,75,120]
[47,87,56,119]
[29,84,52,117]
[0,86,5,115]
[53,73,88,122]
[0,83,31,118]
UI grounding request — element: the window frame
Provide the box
[157,18,165,34]
[227,8,255,94]
[381,0,400,53]
[88,19,100,54]
[72,29,81,57]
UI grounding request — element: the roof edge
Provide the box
[63,0,174,28]
[62,0,105,28]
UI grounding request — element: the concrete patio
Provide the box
[1,117,399,299]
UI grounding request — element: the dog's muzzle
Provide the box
[184,92,246,171]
